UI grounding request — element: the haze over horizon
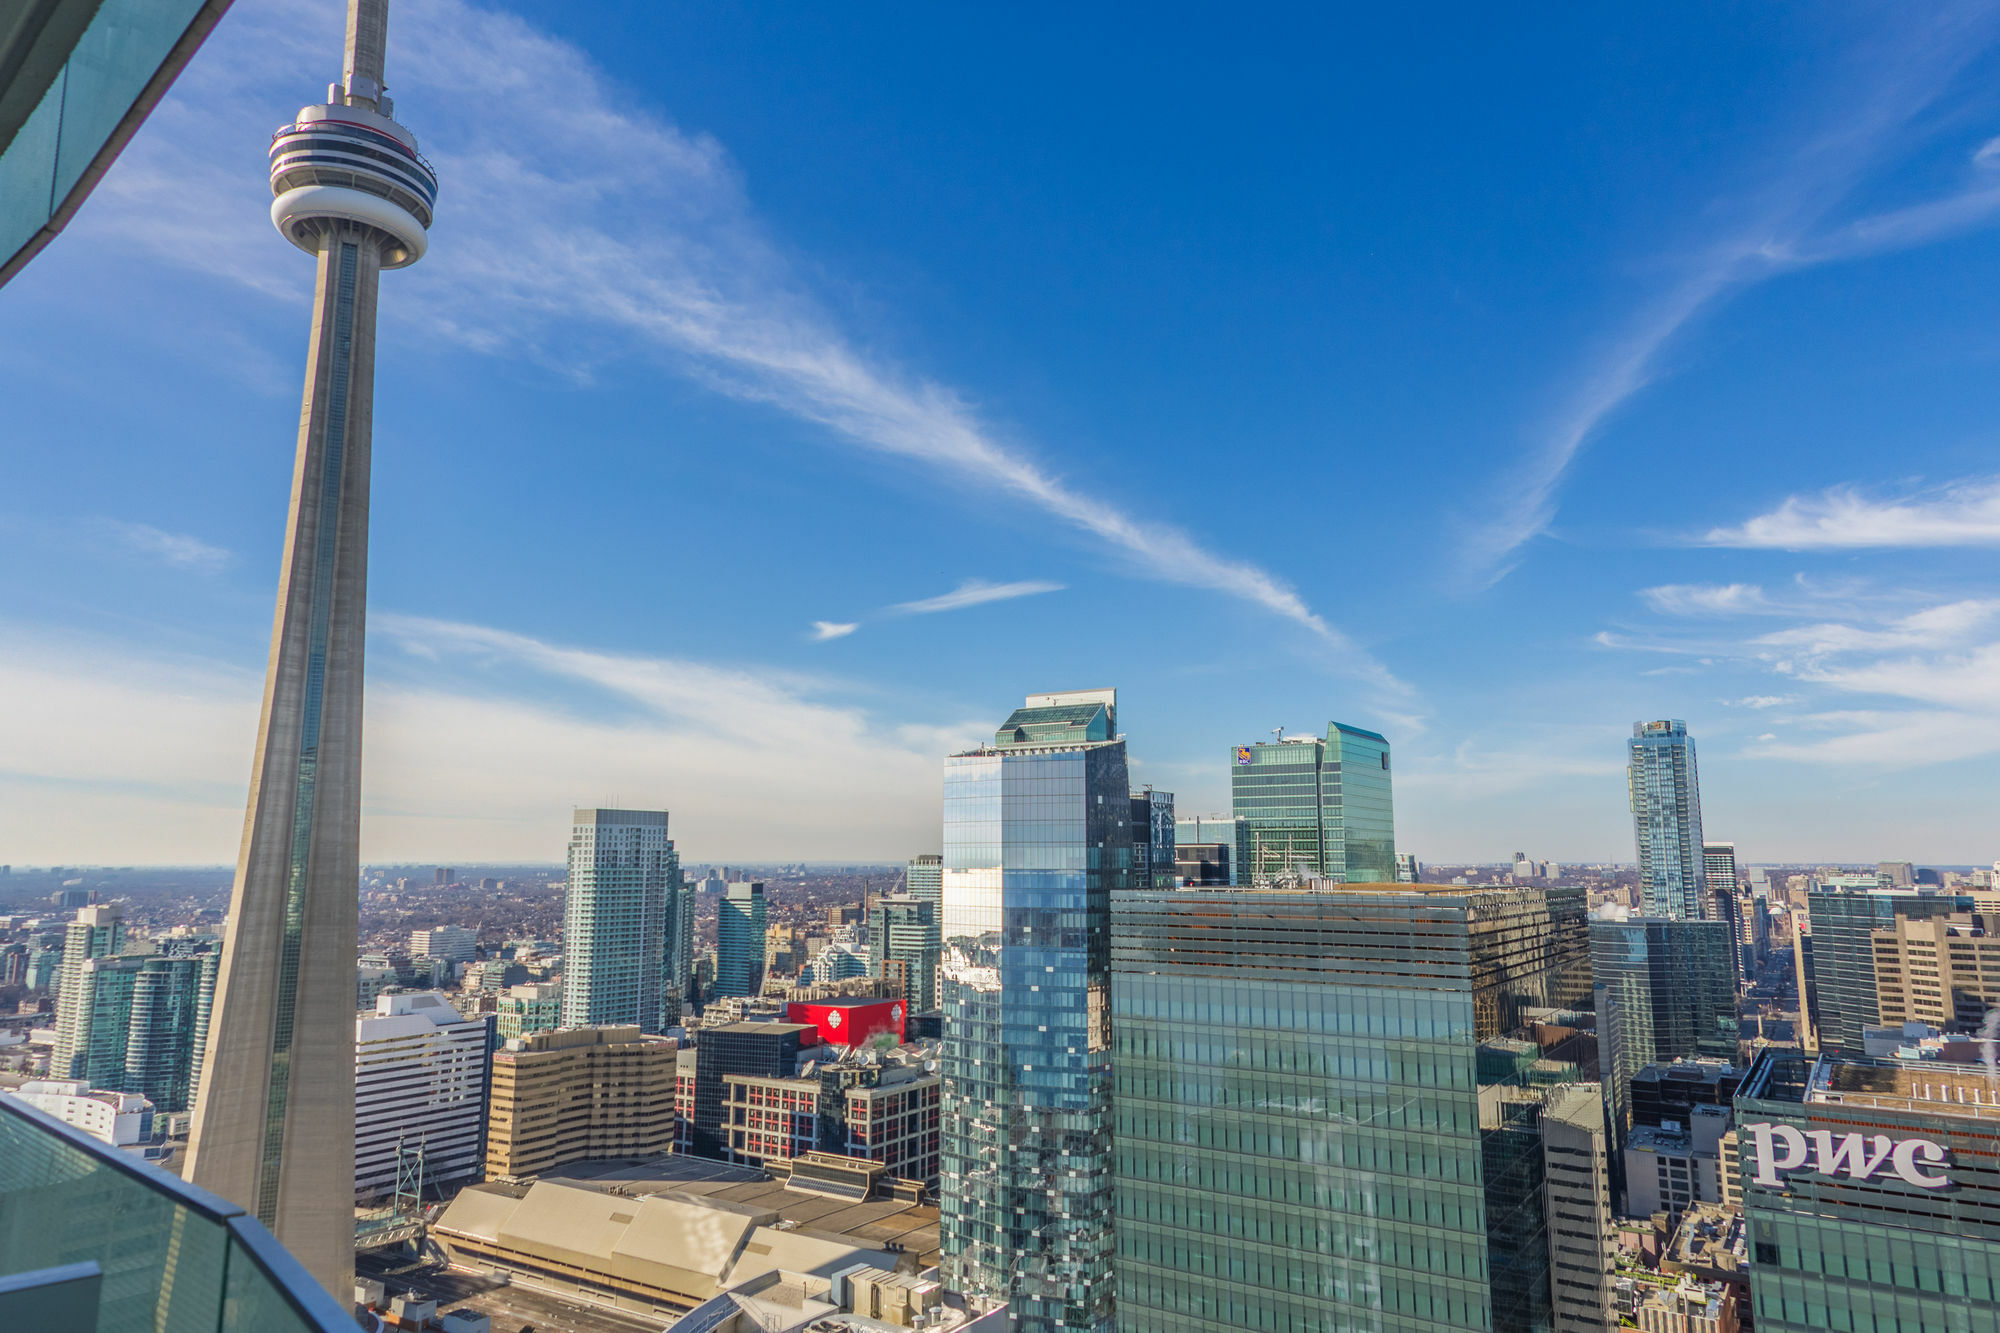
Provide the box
[8,1,2000,866]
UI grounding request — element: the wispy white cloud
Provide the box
[1640,583,1775,617]
[87,0,1407,700]
[1702,477,2000,549]
[0,615,977,861]
[887,579,1063,616]
[1608,575,2000,768]
[94,520,232,572]
[1755,599,2000,655]
[809,578,1061,642]
[1461,9,2000,584]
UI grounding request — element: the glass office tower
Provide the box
[1590,916,1738,1163]
[940,689,1129,1333]
[1627,721,1706,920]
[1112,884,1586,1333]
[560,809,684,1030]
[1804,889,1971,1055]
[1328,722,1397,883]
[1229,722,1395,885]
[869,895,941,1011]
[715,881,768,999]
[1737,1051,2000,1333]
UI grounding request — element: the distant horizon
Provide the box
[5,858,1993,875]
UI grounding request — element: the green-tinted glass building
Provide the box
[1804,890,1971,1055]
[1737,1051,2000,1333]
[1111,884,1588,1333]
[1229,723,1396,885]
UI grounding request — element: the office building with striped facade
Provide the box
[353,992,492,1200]
[486,1025,679,1179]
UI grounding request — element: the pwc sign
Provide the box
[1745,1121,1952,1191]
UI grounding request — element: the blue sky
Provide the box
[7,0,2000,865]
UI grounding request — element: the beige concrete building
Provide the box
[486,1025,677,1178]
[1870,912,2000,1029]
[1542,1083,1617,1333]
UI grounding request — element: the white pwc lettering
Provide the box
[1745,1121,1952,1191]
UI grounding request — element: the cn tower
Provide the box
[186,0,435,1298]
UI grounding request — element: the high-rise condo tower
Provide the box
[560,809,685,1030]
[941,688,1128,1332]
[185,0,436,1300]
[1627,720,1706,920]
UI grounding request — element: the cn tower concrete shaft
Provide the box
[185,0,432,1300]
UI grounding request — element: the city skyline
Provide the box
[11,7,2000,1333]
[10,2,2000,866]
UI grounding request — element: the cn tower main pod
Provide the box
[185,0,435,1299]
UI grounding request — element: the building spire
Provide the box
[343,0,389,106]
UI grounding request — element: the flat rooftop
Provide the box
[540,1154,941,1265]
[1810,1059,2000,1120]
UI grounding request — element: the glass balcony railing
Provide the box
[0,1092,358,1332]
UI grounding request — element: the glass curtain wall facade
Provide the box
[1328,722,1397,883]
[1804,890,1971,1055]
[1231,737,1327,885]
[940,693,1128,1333]
[1627,721,1706,920]
[1111,885,1581,1333]
[869,895,941,1011]
[121,955,215,1113]
[715,882,768,998]
[1230,723,1396,886]
[559,809,682,1031]
[1590,917,1738,1161]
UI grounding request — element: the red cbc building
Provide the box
[784,997,905,1048]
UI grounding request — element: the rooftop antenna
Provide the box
[1271,726,1285,743]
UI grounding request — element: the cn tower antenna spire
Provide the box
[185,0,435,1303]
[344,0,389,103]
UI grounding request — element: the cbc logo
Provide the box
[828,1010,843,1029]
[892,1005,903,1022]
